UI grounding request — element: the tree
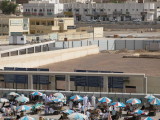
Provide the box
[0,0,17,14]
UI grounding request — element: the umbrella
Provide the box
[148,98,160,105]
[52,98,62,103]
[8,92,19,96]
[111,102,126,107]
[98,97,112,103]
[0,98,9,103]
[134,109,144,114]
[126,98,141,105]
[63,109,74,115]
[143,117,154,120]
[70,95,83,101]
[53,93,64,99]
[20,116,35,120]
[145,95,155,100]
[16,105,32,112]
[32,103,44,110]
[15,94,29,103]
[31,91,43,96]
[68,113,87,120]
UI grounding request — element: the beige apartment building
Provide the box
[0,16,75,36]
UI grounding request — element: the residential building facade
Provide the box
[63,2,157,21]
[23,0,64,17]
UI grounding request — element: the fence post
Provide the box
[63,41,65,49]
[134,40,135,50]
[107,40,108,50]
[72,41,74,48]
[125,40,126,49]
[98,40,100,47]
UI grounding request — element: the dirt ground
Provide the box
[41,52,160,77]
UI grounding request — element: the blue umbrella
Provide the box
[143,117,155,120]
[68,113,87,120]
[134,109,144,114]
[52,98,62,103]
[63,109,74,115]
[145,95,155,100]
[98,97,112,103]
[20,116,35,120]
[53,93,64,99]
[31,91,43,96]
[111,102,126,107]
[70,95,83,101]
[148,98,160,105]
[126,98,141,105]
[16,105,32,112]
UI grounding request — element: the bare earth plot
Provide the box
[41,53,160,77]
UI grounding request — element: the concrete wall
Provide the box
[0,45,99,69]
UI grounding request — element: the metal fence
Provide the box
[55,39,160,51]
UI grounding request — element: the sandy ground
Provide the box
[41,53,160,77]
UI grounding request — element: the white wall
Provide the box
[0,45,99,69]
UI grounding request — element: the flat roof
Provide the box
[40,53,160,77]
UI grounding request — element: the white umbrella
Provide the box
[0,98,9,103]
[145,95,155,99]
[8,92,20,96]
[68,113,87,120]
[15,94,29,103]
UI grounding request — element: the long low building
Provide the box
[0,16,75,36]
[23,1,160,21]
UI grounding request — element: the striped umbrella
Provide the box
[143,117,155,120]
[15,94,29,103]
[148,98,160,105]
[20,116,35,120]
[31,91,43,96]
[126,98,141,105]
[53,93,64,99]
[16,105,32,112]
[52,98,62,103]
[111,102,126,107]
[8,92,20,96]
[145,95,155,100]
[32,103,44,110]
[134,109,144,114]
[68,113,87,120]
[98,97,112,103]
[0,98,9,103]
[70,95,83,101]
[63,109,74,115]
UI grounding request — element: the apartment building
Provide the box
[63,2,158,21]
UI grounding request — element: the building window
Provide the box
[121,9,122,11]
[136,9,138,11]
[100,9,104,12]
[108,9,110,11]
[126,9,128,12]
[84,9,88,12]
[26,9,27,12]
[114,9,117,11]
[132,9,134,11]
[34,9,37,12]
[68,9,72,12]
[21,38,24,41]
